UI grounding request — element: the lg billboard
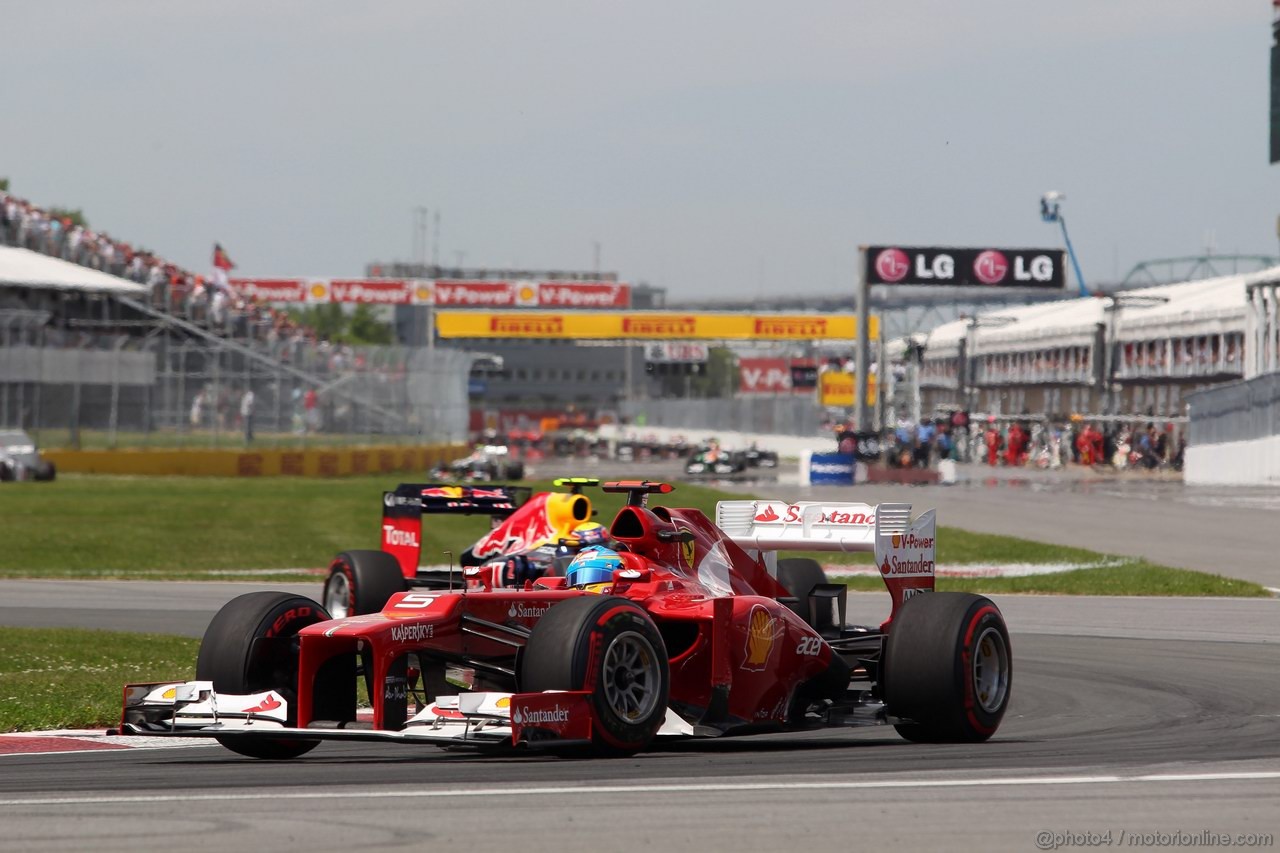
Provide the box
[864,246,1067,289]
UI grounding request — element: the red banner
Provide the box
[329,279,412,304]
[738,358,816,394]
[537,281,630,308]
[230,278,308,302]
[434,281,523,307]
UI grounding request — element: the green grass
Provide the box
[0,628,199,732]
[0,474,1266,597]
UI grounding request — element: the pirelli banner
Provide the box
[435,312,875,341]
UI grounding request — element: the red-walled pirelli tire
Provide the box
[883,592,1012,743]
[323,550,408,618]
[195,592,330,760]
[521,596,669,756]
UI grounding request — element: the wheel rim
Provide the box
[324,573,351,619]
[601,631,662,724]
[972,626,1010,714]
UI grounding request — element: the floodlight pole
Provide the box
[1041,195,1088,296]
[855,247,872,432]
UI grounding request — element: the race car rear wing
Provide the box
[715,500,936,619]
[387,483,532,516]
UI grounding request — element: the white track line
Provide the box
[2,770,1279,807]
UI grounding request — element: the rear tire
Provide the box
[323,550,407,618]
[883,592,1012,743]
[776,558,834,634]
[35,460,55,481]
[522,596,669,755]
[196,591,330,759]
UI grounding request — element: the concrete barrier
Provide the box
[43,444,468,478]
[1185,435,1280,486]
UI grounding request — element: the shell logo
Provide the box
[514,281,539,307]
[891,534,901,548]
[414,283,433,303]
[309,281,330,301]
[496,697,510,709]
[742,605,778,671]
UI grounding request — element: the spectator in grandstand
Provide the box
[190,387,207,430]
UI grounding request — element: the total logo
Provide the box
[382,525,420,548]
[512,703,571,725]
[508,601,551,620]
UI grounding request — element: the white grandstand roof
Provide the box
[0,246,147,295]
[918,264,1280,360]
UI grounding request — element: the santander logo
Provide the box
[874,248,910,283]
[973,250,1009,285]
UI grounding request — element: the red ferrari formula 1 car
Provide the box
[121,481,1012,758]
[322,477,603,618]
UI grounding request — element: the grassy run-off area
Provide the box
[0,474,1265,596]
[0,474,1266,731]
[0,627,199,732]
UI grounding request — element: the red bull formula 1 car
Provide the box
[121,481,1012,758]
[322,477,603,618]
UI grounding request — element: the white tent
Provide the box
[0,246,148,295]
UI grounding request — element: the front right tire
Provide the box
[196,591,331,759]
[521,596,669,755]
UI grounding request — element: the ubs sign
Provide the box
[865,246,1066,289]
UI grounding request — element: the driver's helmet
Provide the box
[572,521,608,548]
[564,546,623,588]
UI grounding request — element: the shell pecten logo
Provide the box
[742,604,778,671]
[515,281,538,307]
[309,281,330,301]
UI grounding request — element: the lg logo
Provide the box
[874,248,910,283]
[973,250,1009,285]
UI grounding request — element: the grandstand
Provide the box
[0,192,470,446]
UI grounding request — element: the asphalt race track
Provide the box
[3,470,1279,851]
[1,586,1278,851]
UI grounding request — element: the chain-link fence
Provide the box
[620,396,828,438]
[1187,373,1280,447]
[1,319,472,449]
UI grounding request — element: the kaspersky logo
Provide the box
[512,703,571,725]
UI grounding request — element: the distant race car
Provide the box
[431,445,525,482]
[121,481,1012,759]
[320,477,604,618]
[684,445,748,477]
[0,430,56,482]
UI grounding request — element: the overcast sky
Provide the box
[3,1,1276,296]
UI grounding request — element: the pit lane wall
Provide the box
[42,444,468,477]
[1184,374,1280,486]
